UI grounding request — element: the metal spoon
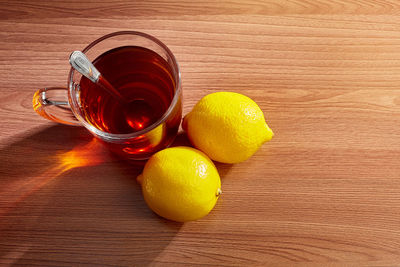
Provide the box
[69,51,152,132]
[69,51,127,104]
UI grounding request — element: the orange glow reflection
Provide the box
[0,138,105,216]
[57,138,105,171]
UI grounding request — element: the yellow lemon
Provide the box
[183,92,274,164]
[137,146,222,222]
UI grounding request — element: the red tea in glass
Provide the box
[79,46,176,134]
[33,32,182,160]
[79,44,181,158]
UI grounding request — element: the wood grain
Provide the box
[1,1,400,266]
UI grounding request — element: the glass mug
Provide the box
[33,31,182,160]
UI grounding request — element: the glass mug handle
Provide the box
[32,87,80,126]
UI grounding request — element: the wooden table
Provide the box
[1,1,400,266]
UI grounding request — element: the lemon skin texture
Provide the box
[183,92,274,164]
[137,146,222,222]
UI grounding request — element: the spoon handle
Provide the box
[69,51,100,83]
[69,51,127,104]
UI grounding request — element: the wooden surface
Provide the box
[1,1,400,266]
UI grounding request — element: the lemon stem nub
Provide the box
[216,188,222,197]
[137,174,144,184]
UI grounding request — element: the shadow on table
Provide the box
[0,125,182,265]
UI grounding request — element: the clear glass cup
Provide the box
[33,31,182,160]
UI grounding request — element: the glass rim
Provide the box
[67,31,182,142]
